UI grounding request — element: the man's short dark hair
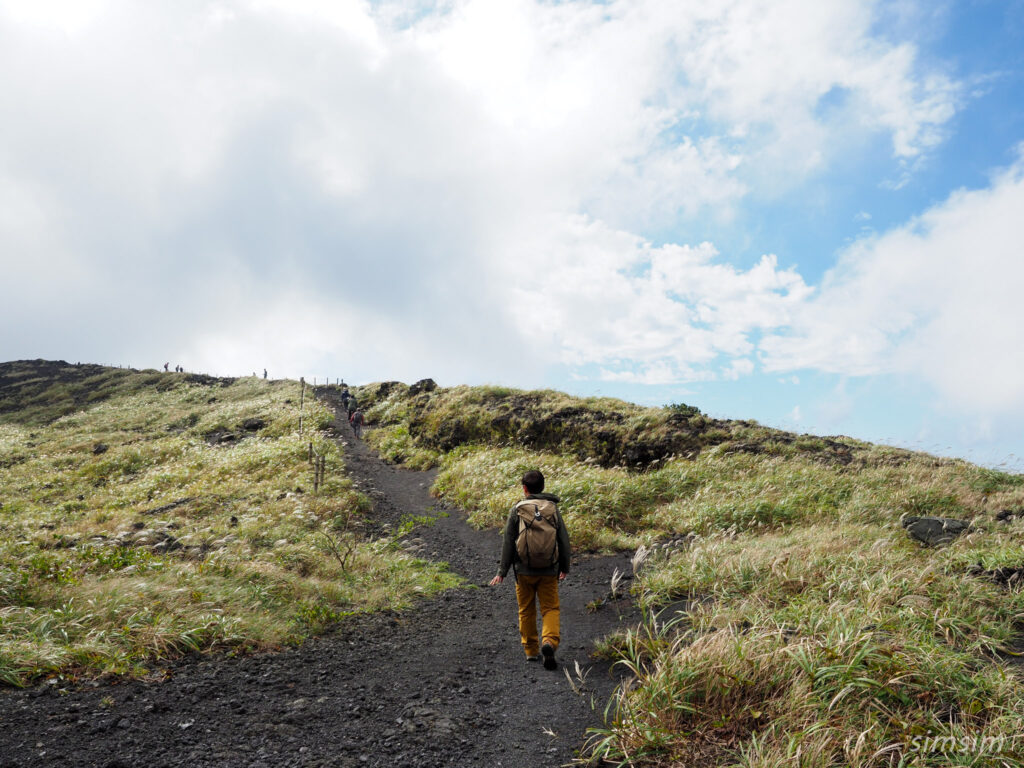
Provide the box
[521,469,544,494]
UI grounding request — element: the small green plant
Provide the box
[26,553,79,585]
[665,402,701,418]
[291,599,353,633]
[395,510,448,538]
[79,544,159,573]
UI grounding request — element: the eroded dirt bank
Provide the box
[0,410,638,768]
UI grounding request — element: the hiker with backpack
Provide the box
[488,469,570,670]
[349,408,364,439]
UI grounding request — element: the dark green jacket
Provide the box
[498,493,571,578]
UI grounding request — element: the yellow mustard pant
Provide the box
[515,574,560,656]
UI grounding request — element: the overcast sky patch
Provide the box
[1,0,1022,465]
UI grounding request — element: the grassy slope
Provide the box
[0,362,457,686]
[361,381,1024,767]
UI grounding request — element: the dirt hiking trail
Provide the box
[0,401,639,768]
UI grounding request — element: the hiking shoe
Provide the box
[541,643,557,670]
[526,654,540,662]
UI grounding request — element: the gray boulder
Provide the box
[902,515,970,547]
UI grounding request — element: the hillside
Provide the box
[2,362,1024,766]
[0,360,456,686]
[358,378,865,470]
[0,371,634,768]
[0,360,229,425]
[359,378,1024,765]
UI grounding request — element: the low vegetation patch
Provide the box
[0,363,457,686]
[362,380,861,470]
[361,379,1024,766]
[595,523,1024,766]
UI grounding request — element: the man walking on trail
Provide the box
[489,470,570,670]
[349,408,364,439]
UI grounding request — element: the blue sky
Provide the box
[1,0,1023,469]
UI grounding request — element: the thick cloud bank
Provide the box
[4,0,1018,438]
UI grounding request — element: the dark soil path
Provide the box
[0,403,638,768]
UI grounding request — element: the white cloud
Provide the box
[666,0,959,165]
[0,0,111,36]
[724,358,755,381]
[598,362,706,387]
[0,0,965,390]
[396,0,960,228]
[185,291,520,384]
[502,215,809,383]
[248,0,385,57]
[761,151,1024,415]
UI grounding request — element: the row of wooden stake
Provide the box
[298,376,346,493]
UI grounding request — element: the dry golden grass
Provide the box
[357,380,1024,767]
[0,366,459,686]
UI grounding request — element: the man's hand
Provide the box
[558,572,567,581]
[489,574,503,586]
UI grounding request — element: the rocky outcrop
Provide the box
[902,515,970,547]
[408,379,437,396]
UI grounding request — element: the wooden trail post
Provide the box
[299,377,305,436]
[313,454,325,493]
[309,443,326,493]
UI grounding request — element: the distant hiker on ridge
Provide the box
[163,362,169,372]
[489,469,570,670]
[263,369,267,379]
